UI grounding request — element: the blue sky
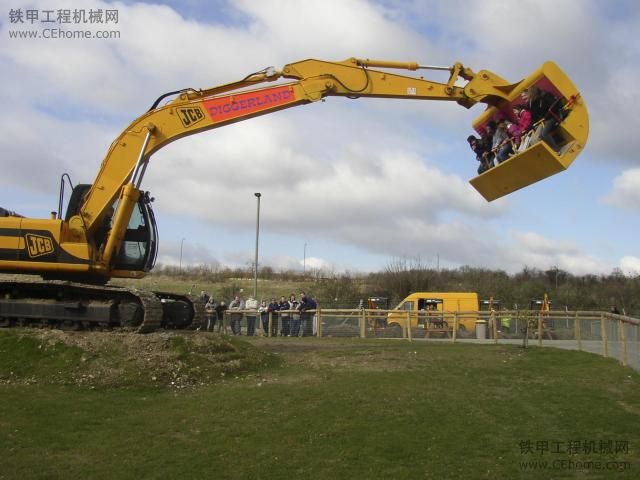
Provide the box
[1,0,639,276]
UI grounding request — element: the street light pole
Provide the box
[254,193,261,300]
[179,237,185,273]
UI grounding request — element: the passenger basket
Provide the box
[468,62,588,201]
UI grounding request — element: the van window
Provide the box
[400,302,413,311]
[419,298,443,310]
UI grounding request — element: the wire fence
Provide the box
[206,309,640,371]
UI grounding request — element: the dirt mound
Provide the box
[1,330,274,389]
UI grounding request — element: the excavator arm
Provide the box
[79,57,516,240]
[1,57,588,282]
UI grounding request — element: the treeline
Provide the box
[153,261,640,316]
[366,259,639,315]
[154,263,318,283]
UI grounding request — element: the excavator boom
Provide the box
[0,56,588,331]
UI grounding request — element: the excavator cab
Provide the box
[65,185,158,274]
[112,192,158,273]
[469,62,589,201]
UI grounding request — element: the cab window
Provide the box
[114,202,147,268]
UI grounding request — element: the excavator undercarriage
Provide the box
[0,278,195,332]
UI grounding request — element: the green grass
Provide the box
[0,331,84,381]
[0,332,639,479]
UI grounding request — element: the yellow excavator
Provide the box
[0,57,588,331]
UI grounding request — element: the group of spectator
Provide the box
[467,85,566,174]
[199,291,318,337]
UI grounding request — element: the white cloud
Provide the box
[620,256,640,276]
[602,168,640,211]
[0,105,116,194]
[146,101,500,216]
[145,113,504,269]
[156,238,221,268]
[234,0,429,60]
[503,232,611,275]
[301,256,334,272]
[0,0,430,112]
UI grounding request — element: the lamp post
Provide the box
[254,193,261,300]
[179,237,185,273]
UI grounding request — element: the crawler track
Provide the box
[0,279,195,332]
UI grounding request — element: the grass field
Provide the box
[1,330,639,479]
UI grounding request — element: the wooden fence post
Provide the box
[601,313,609,358]
[575,311,582,351]
[360,309,366,339]
[619,318,628,367]
[268,311,272,338]
[317,308,322,338]
[491,311,498,344]
[538,313,543,347]
[452,313,458,344]
[406,311,412,342]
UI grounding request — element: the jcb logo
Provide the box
[177,107,205,128]
[25,234,54,258]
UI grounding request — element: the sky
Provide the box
[1,0,639,276]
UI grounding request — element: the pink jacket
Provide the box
[508,110,532,145]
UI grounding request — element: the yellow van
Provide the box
[386,292,480,332]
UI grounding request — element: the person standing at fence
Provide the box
[259,300,269,335]
[298,292,317,337]
[245,296,258,336]
[228,295,244,335]
[289,294,301,337]
[215,301,228,333]
[267,298,280,336]
[204,297,217,331]
[199,291,210,305]
[279,296,291,336]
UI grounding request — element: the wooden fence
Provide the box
[208,308,640,370]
